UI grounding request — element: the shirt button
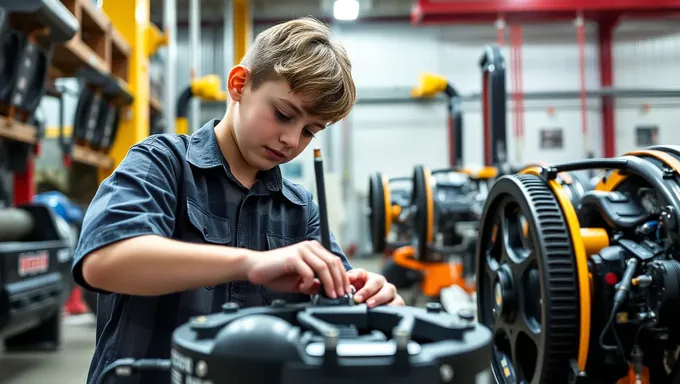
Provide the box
[203,227,208,235]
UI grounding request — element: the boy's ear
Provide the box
[227,65,249,102]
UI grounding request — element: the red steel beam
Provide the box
[599,17,619,158]
[412,0,680,24]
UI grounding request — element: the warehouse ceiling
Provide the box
[149,0,414,25]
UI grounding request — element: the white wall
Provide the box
[612,21,680,155]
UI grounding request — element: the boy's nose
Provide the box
[280,129,301,149]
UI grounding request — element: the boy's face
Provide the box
[228,66,327,171]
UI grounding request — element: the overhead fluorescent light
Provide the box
[333,0,359,21]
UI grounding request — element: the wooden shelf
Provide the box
[111,29,130,82]
[51,0,130,86]
[0,116,38,144]
[72,145,114,169]
[149,95,163,114]
[53,36,110,76]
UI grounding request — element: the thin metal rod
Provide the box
[314,148,331,251]
[189,0,201,134]
[355,87,680,104]
[163,0,177,133]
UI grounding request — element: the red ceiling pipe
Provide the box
[577,15,589,156]
[413,0,680,17]
[517,26,524,141]
[510,26,519,142]
[599,17,619,158]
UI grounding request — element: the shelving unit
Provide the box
[48,0,134,169]
[71,144,114,170]
[0,116,39,145]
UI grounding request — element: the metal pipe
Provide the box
[189,0,201,134]
[599,17,618,158]
[223,0,234,67]
[164,0,178,133]
[577,14,589,157]
[354,87,680,104]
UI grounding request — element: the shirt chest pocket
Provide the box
[265,232,307,250]
[186,199,232,245]
[261,232,310,305]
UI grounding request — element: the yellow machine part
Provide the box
[460,166,498,179]
[145,23,168,57]
[381,175,393,241]
[175,117,189,135]
[191,75,227,102]
[411,73,449,98]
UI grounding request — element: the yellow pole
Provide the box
[100,0,151,181]
[233,0,251,65]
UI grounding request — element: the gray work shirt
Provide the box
[71,119,351,383]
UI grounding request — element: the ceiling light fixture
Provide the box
[333,0,359,21]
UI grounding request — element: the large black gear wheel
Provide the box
[476,174,580,384]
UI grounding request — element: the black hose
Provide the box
[96,358,171,384]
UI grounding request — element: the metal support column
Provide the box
[233,0,252,65]
[599,17,619,158]
[164,0,178,133]
[102,0,151,178]
[189,0,201,134]
[223,0,234,71]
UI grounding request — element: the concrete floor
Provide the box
[0,315,95,384]
[0,257,483,383]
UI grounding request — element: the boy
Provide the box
[72,16,404,383]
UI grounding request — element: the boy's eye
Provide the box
[275,109,290,122]
[303,129,316,139]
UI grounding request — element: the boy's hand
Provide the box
[349,268,405,308]
[246,240,351,298]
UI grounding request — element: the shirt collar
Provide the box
[185,119,291,198]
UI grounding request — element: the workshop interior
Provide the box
[1,0,680,383]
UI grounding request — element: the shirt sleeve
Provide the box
[72,136,180,292]
[305,198,353,271]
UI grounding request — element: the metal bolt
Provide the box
[272,299,286,307]
[196,361,208,377]
[324,328,339,350]
[222,302,240,313]
[426,302,442,313]
[440,364,455,382]
[394,327,410,349]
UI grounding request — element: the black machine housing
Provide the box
[367,173,412,255]
[99,298,492,384]
[410,166,487,269]
[0,204,73,350]
[575,156,680,382]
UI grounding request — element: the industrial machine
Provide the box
[476,145,680,383]
[96,149,494,384]
[0,1,79,351]
[390,166,494,304]
[367,173,412,256]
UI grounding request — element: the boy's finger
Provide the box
[301,248,336,298]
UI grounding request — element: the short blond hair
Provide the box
[241,17,356,125]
